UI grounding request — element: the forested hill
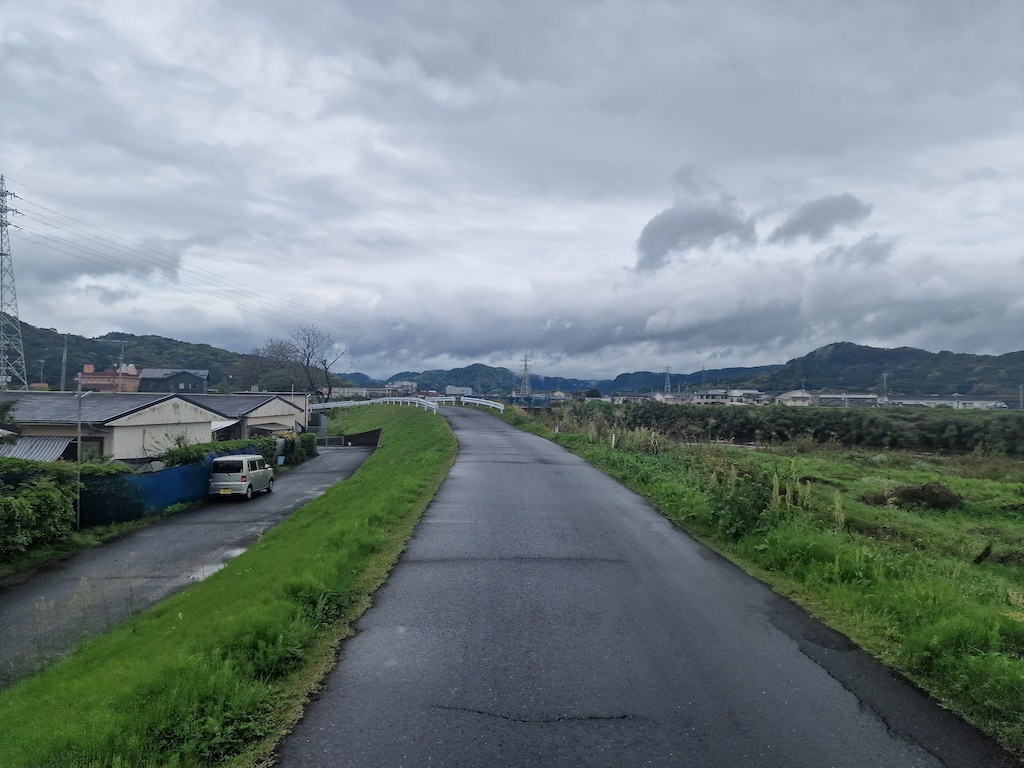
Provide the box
[744,342,1024,396]
[21,323,247,389]
[388,363,783,395]
[19,319,1024,397]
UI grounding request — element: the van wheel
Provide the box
[245,485,253,500]
[266,478,274,493]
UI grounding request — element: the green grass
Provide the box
[0,405,457,768]
[500,408,1024,759]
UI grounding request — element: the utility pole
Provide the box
[38,359,44,386]
[0,175,27,390]
[103,339,129,392]
[882,372,888,404]
[60,334,68,391]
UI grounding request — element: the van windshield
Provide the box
[213,461,244,474]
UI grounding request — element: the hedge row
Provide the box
[0,458,132,560]
[160,437,277,468]
[564,401,1024,454]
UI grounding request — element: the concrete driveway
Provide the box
[0,446,372,688]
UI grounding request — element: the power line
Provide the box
[7,182,457,360]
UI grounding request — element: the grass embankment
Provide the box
[0,405,456,768]
[503,407,1024,757]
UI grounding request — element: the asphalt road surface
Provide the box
[0,446,372,688]
[277,407,1017,768]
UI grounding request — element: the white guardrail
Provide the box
[310,395,506,415]
[460,396,505,413]
[310,397,439,414]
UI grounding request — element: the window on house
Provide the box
[179,382,185,389]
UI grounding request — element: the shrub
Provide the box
[160,437,276,468]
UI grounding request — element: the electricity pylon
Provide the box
[0,175,27,391]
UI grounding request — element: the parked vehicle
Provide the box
[208,454,274,500]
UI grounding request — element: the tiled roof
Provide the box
[181,394,303,418]
[139,368,210,380]
[0,391,174,424]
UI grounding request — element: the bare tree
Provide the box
[234,337,300,391]
[290,325,346,402]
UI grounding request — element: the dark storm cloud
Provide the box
[635,167,757,272]
[635,204,756,272]
[767,193,873,244]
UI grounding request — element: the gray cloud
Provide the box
[816,235,895,268]
[635,168,756,272]
[2,1,1024,381]
[768,193,873,244]
[635,204,756,272]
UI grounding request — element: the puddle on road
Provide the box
[188,547,248,582]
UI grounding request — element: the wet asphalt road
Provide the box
[276,407,1017,768]
[0,446,372,688]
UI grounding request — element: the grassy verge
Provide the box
[0,405,456,768]
[501,407,1024,758]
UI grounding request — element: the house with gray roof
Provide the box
[182,393,308,439]
[0,391,223,462]
[138,368,210,394]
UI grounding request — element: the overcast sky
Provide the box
[2,1,1023,380]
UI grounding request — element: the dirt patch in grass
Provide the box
[847,519,909,542]
[859,482,963,510]
[993,550,1024,567]
[798,475,848,491]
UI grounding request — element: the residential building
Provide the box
[190,393,309,439]
[79,363,141,392]
[0,391,222,461]
[139,368,210,394]
[775,389,814,406]
[610,391,650,404]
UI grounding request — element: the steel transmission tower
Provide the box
[664,365,671,393]
[0,176,27,391]
[520,355,531,397]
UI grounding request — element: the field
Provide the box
[506,403,1024,757]
[0,405,456,768]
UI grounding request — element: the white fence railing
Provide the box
[310,395,506,415]
[460,396,505,413]
[310,397,439,414]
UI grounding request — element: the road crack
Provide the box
[433,704,633,724]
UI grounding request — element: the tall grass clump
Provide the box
[0,405,456,768]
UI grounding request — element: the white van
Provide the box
[208,454,274,500]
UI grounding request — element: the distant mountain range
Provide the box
[382,363,783,396]
[11,319,1024,397]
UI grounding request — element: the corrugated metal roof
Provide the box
[0,436,74,461]
[249,422,296,432]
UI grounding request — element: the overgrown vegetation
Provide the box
[0,405,456,767]
[503,404,1024,757]
[159,437,277,468]
[0,458,133,563]
[583,399,1024,454]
